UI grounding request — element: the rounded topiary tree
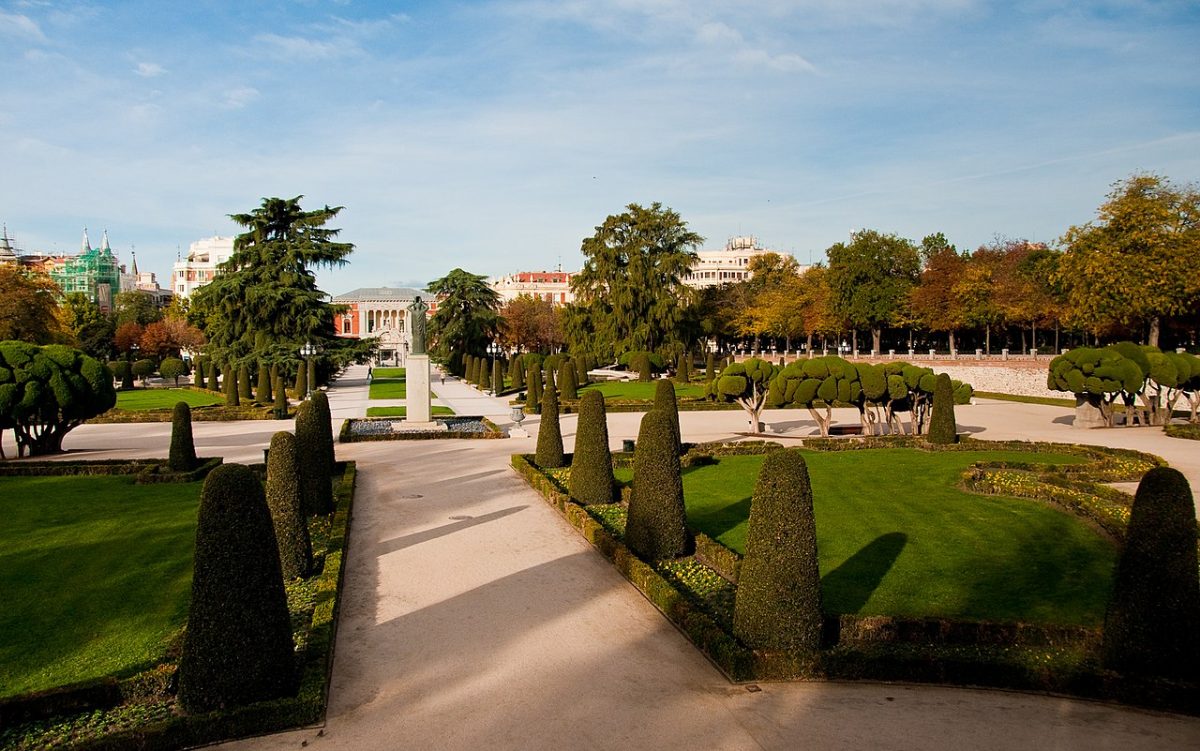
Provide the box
[1102,467,1200,679]
[160,357,186,386]
[168,401,199,472]
[266,431,313,580]
[132,358,156,385]
[569,390,615,505]
[733,449,823,651]
[927,372,957,444]
[294,399,333,515]
[625,409,692,560]
[535,382,565,468]
[559,361,578,400]
[177,464,296,713]
[654,379,682,454]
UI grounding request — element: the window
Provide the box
[343,319,351,334]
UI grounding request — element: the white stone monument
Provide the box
[400,296,445,431]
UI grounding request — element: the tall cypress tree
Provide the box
[654,379,682,454]
[625,410,691,560]
[535,383,565,468]
[569,390,615,504]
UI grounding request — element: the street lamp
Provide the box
[402,341,409,368]
[486,341,502,395]
[299,341,320,399]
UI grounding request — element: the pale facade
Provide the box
[491,270,576,306]
[332,287,431,366]
[171,236,234,298]
[682,235,801,289]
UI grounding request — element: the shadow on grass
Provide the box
[688,496,751,542]
[821,532,907,615]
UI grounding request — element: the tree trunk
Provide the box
[1148,317,1161,348]
[985,325,991,356]
[948,330,955,354]
[908,328,914,350]
[851,330,858,354]
[872,327,881,354]
[1054,322,1060,354]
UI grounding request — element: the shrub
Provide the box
[168,401,199,472]
[559,360,578,400]
[575,356,589,386]
[160,357,186,386]
[295,362,307,399]
[625,410,692,560]
[928,372,957,443]
[206,362,219,392]
[238,365,253,400]
[256,363,272,403]
[177,464,295,713]
[223,364,240,407]
[535,382,565,468]
[654,379,681,453]
[706,352,716,382]
[295,399,333,515]
[733,449,823,651]
[512,356,525,390]
[266,431,313,580]
[310,390,335,469]
[527,362,543,414]
[569,390,615,504]
[131,358,155,383]
[1102,467,1200,679]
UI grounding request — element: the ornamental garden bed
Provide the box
[90,388,279,424]
[0,461,357,750]
[512,438,1200,714]
[339,416,505,441]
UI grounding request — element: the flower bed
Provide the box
[338,416,505,442]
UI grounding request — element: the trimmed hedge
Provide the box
[654,379,682,454]
[266,431,313,580]
[178,464,296,713]
[928,372,958,444]
[733,449,823,651]
[295,399,333,516]
[625,410,692,560]
[559,360,578,400]
[237,365,253,401]
[168,401,198,472]
[1102,467,1200,680]
[535,383,565,468]
[568,390,615,505]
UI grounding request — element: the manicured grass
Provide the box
[115,388,225,411]
[373,367,405,379]
[368,378,407,399]
[0,476,202,697]
[974,391,1076,408]
[365,406,455,417]
[577,380,706,401]
[618,448,1113,625]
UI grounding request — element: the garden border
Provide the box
[0,456,223,484]
[338,416,505,442]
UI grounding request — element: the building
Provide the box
[332,287,433,366]
[171,236,234,298]
[121,253,173,308]
[682,235,800,289]
[0,225,19,265]
[49,229,122,312]
[491,270,576,306]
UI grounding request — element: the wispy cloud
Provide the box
[252,33,344,61]
[221,86,260,109]
[134,61,166,78]
[0,11,47,43]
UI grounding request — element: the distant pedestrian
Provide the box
[367,366,373,383]
[440,373,445,385]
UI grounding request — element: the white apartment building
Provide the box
[491,270,576,306]
[171,236,234,298]
[682,235,799,289]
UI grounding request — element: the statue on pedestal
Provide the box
[408,297,429,355]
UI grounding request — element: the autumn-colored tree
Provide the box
[140,316,206,359]
[793,265,840,353]
[910,237,966,352]
[0,265,64,344]
[1058,174,1200,347]
[114,321,145,354]
[500,294,563,353]
[993,241,1062,353]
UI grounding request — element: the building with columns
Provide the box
[682,235,802,289]
[332,287,434,367]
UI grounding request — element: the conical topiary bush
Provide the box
[569,390,615,505]
[492,358,504,395]
[207,362,219,392]
[1102,467,1200,679]
[294,399,333,515]
[266,431,313,580]
[310,390,335,470]
[733,449,823,651]
[168,401,199,472]
[559,361,578,400]
[257,363,272,403]
[706,352,715,382]
[535,382,565,468]
[223,364,239,407]
[177,464,295,713]
[654,379,682,454]
[295,362,307,400]
[625,410,691,560]
[238,365,253,400]
[527,362,543,414]
[927,372,957,443]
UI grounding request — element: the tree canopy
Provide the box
[500,293,563,353]
[826,230,921,354]
[0,265,65,345]
[427,268,502,374]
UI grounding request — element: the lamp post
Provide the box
[486,341,501,395]
[402,341,409,368]
[299,341,319,399]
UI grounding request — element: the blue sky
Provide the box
[2,1,1197,295]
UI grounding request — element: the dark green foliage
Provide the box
[569,390,615,504]
[492,358,503,394]
[266,431,312,580]
[256,363,272,403]
[207,362,219,391]
[706,352,715,382]
[238,365,253,400]
[928,373,958,444]
[1102,467,1200,679]
[654,379,681,453]
[177,464,295,713]
[1047,346,1145,398]
[512,355,525,389]
[625,410,692,560]
[733,449,823,651]
[559,360,578,400]
[527,361,543,414]
[426,268,503,371]
[535,383,565,468]
[168,401,198,472]
[294,399,333,515]
[132,359,156,382]
[637,352,652,382]
[574,355,588,386]
[159,357,185,386]
[295,360,307,398]
[273,375,288,418]
[223,364,239,407]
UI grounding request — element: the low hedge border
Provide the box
[1165,423,1200,441]
[511,447,1200,714]
[90,403,279,424]
[0,457,222,484]
[337,417,505,442]
[1,462,357,750]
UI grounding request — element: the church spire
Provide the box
[130,250,138,276]
[101,229,111,252]
[82,227,91,252]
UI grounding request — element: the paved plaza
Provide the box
[6,366,1200,749]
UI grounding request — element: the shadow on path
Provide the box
[375,505,528,555]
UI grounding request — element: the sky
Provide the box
[1,0,1198,295]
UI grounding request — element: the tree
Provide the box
[654,379,681,454]
[625,410,691,560]
[568,390,615,505]
[927,373,958,444]
[0,342,116,457]
[177,464,295,712]
[266,430,313,580]
[501,294,563,353]
[113,290,162,329]
[0,265,64,344]
[568,202,703,361]
[295,393,334,515]
[911,238,966,353]
[535,383,565,468]
[427,268,502,375]
[955,245,1006,354]
[160,357,186,386]
[1058,174,1200,347]
[58,291,114,360]
[190,196,372,379]
[733,449,823,651]
[708,357,778,434]
[140,316,205,360]
[169,401,199,471]
[826,230,921,353]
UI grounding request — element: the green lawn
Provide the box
[373,367,405,379]
[577,380,706,401]
[617,449,1113,625]
[115,388,225,410]
[368,378,407,399]
[0,476,202,697]
[366,406,455,417]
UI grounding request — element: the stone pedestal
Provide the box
[405,354,432,423]
[1074,395,1108,429]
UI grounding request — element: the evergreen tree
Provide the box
[257,363,272,403]
[207,361,219,391]
[295,399,333,515]
[527,361,543,414]
[535,383,565,468]
[625,410,691,560]
[559,360,578,400]
[492,358,504,395]
[168,401,199,472]
[238,364,253,400]
[654,379,682,454]
[273,375,288,419]
[927,373,958,443]
[569,390,615,504]
[266,431,313,580]
[427,269,502,375]
[223,364,239,407]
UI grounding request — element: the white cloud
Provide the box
[0,11,47,43]
[134,61,166,78]
[253,33,343,61]
[222,86,260,109]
